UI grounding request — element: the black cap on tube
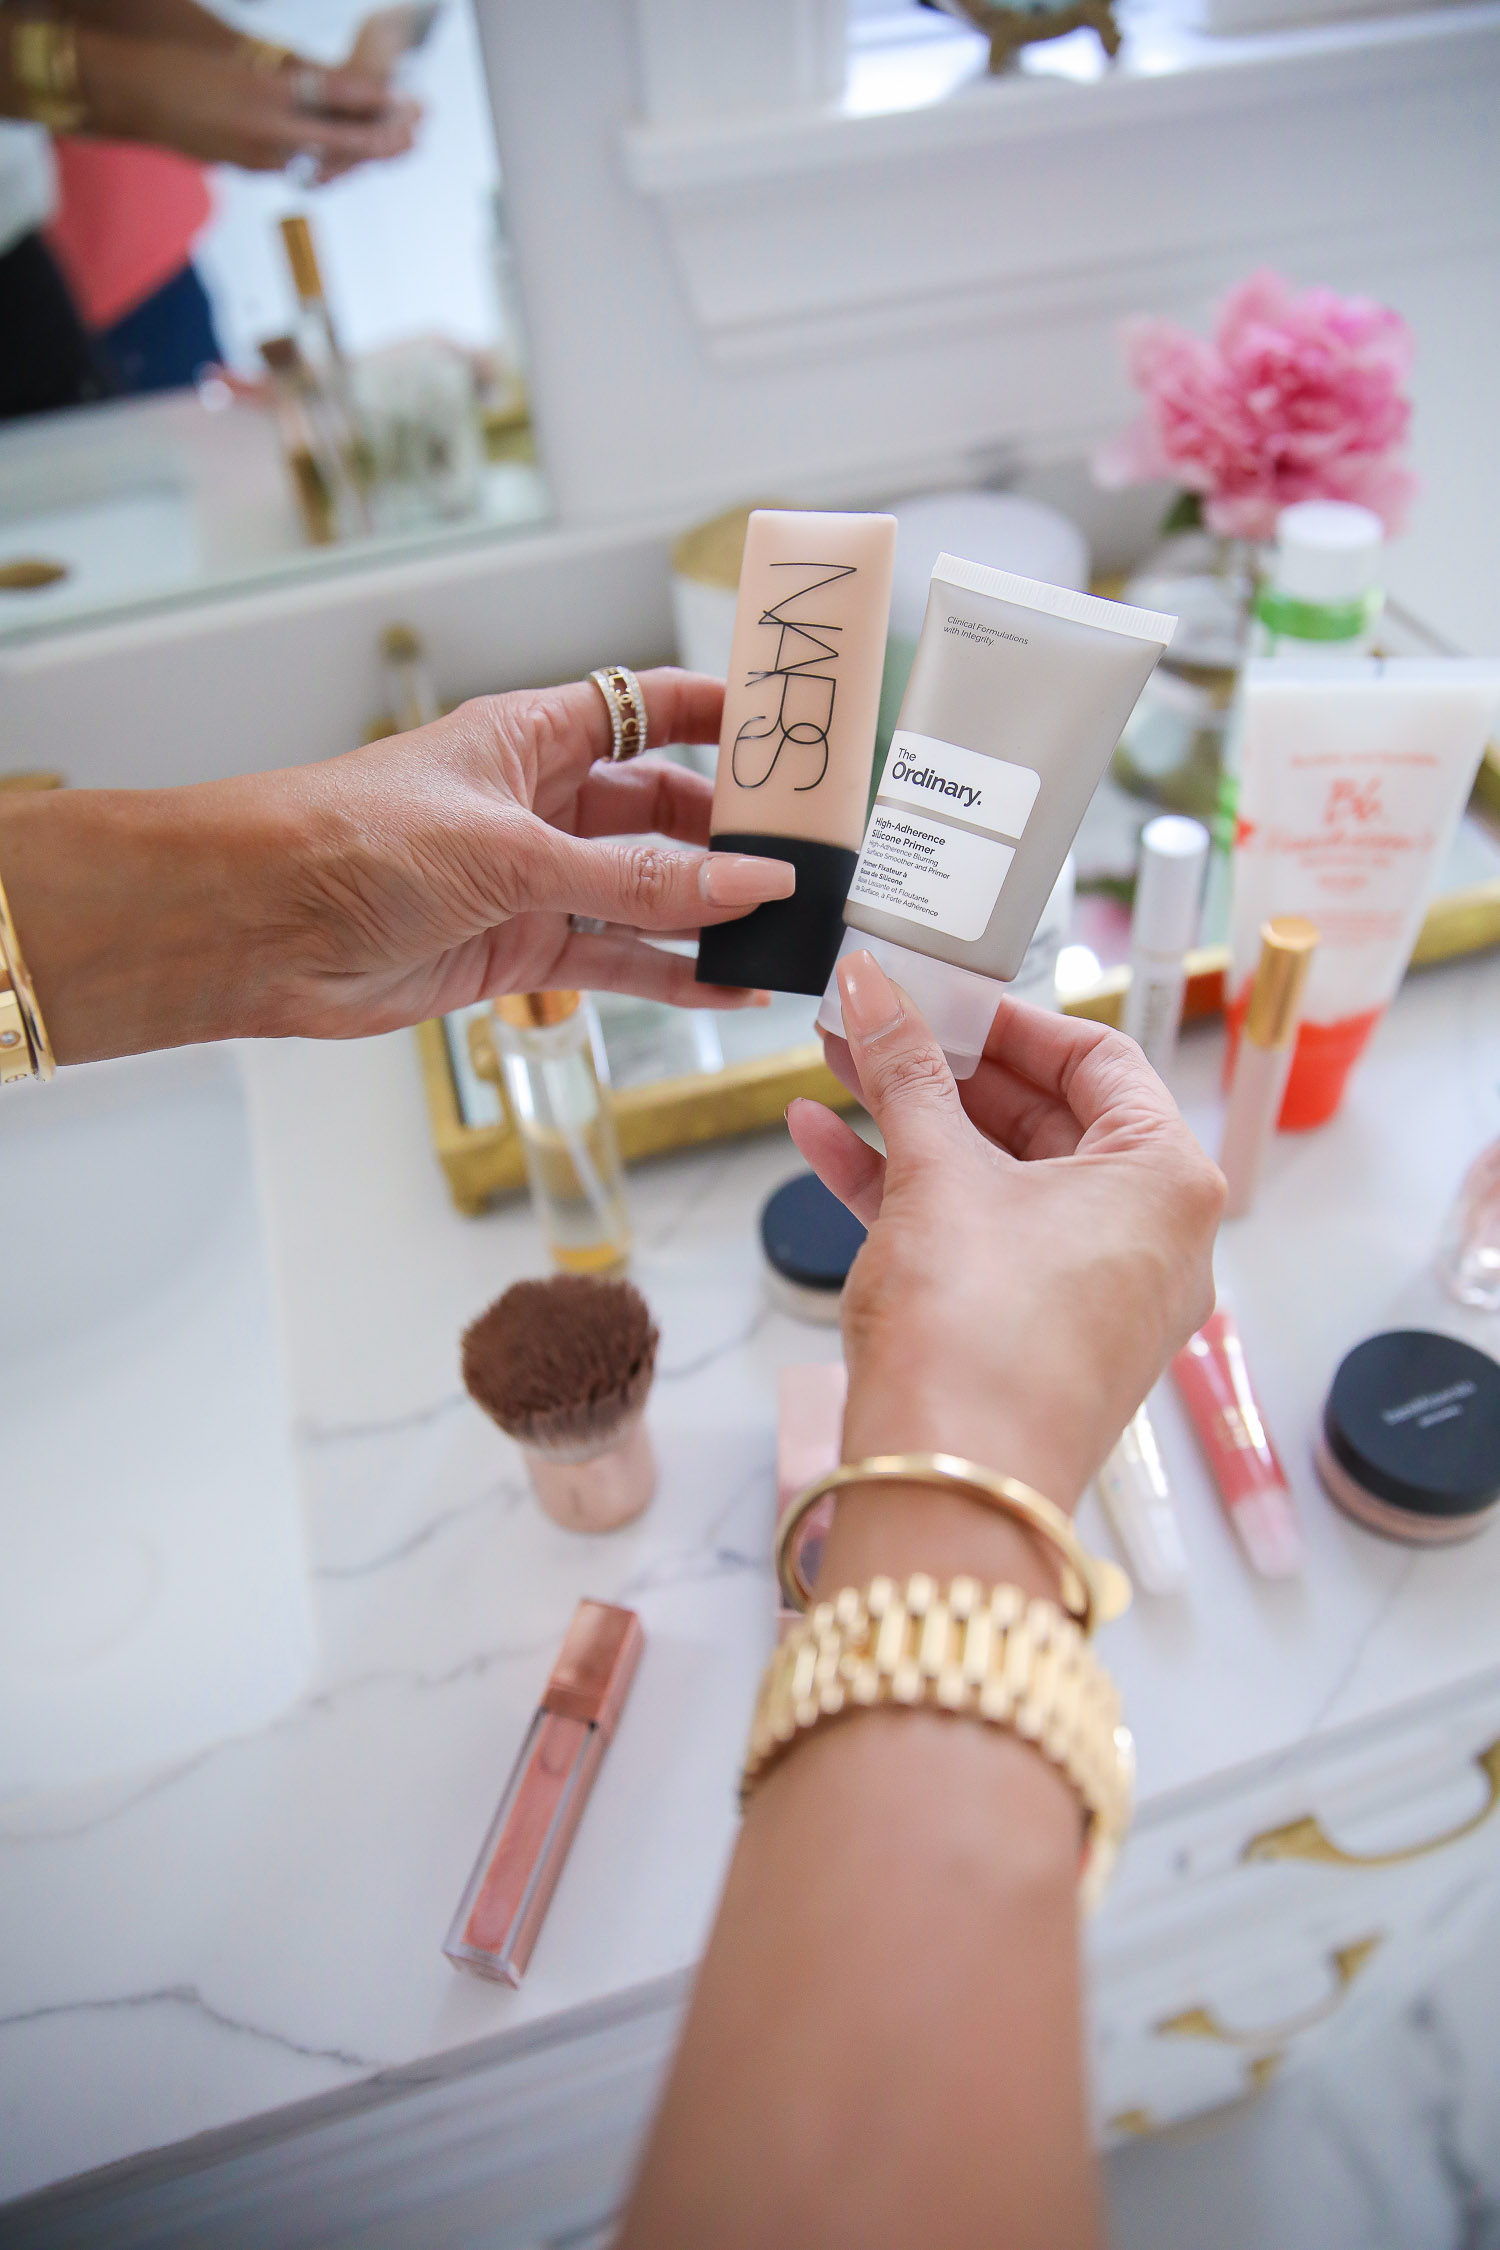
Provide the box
[695,833,858,997]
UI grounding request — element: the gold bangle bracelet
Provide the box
[775,1451,1131,1635]
[0,863,55,1082]
[11,21,86,132]
[742,1574,1135,1909]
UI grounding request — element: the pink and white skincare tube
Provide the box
[1171,1308,1303,1579]
[1219,917,1318,1219]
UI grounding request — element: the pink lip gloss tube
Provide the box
[1171,1308,1303,1578]
[444,1600,644,1987]
[1220,917,1319,1218]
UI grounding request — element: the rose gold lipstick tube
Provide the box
[444,1600,644,1986]
[1220,916,1319,1218]
[1172,1307,1303,1578]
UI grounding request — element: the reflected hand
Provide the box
[0,671,795,1065]
[789,951,1223,1515]
[81,35,419,177]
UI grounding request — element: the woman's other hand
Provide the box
[789,950,1222,1577]
[0,671,794,1063]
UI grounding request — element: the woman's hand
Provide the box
[0,670,791,1064]
[788,949,1223,1586]
[76,32,418,179]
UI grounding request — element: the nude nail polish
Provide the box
[701,855,798,908]
[838,949,901,1041]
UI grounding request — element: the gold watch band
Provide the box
[0,863,54,1082]
[742,1573,1134,1909]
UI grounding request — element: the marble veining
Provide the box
[2,952,1499,2217]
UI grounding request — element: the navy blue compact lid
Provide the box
[759,1173,866,1293]
[1324,1329,1500,1519]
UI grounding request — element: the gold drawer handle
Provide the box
[1155,1935,1381,2051]
[1244,1739,1500,1870]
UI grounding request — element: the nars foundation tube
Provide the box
[1228,660,1500,1127]
[444,1600,644,1986]
[1219,916,1319,1219]
[696,509,897,995]
[1172,1308,1302,1579]
[817,557,1175,1076]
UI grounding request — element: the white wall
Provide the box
[475,2,1500,652]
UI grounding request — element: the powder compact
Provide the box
[1315,1328,1500,1545]
[760,1173,867,1325]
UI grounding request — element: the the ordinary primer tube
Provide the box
[817,557,1175,1075]
[696,508,897,995]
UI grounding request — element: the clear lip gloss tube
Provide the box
[1219,916,1319,1218]
[1172,1308,1303,1578]
[1121,815,1209,1077]
[444,1600,644,1986]
[1096,1402,1189,1594]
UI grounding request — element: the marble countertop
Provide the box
[3,950,1500,2208]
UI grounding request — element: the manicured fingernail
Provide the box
[838,950,902,1042]
[700,854,796,907]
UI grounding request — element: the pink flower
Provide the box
[1094,270,1418,541]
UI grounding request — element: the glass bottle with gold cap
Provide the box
[491,993,631,1272]
[278,214,373,531]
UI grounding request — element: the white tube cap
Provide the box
[815,931,1002,1081]
[1269,501,1383,606]
[1133,815,1209,959]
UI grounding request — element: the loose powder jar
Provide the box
[1315,1328,1500,1545]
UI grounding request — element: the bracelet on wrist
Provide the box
[10,21,87,132]
[776,1451,1131,1635]
[742,1573,1135,1909]
[0,862,55,1083]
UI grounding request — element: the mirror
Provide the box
[0,0,546,645]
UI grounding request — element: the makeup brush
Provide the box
[461,1275,659,1533]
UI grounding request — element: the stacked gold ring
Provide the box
[11,22,86,132]
[0,867,54,1083]
[589,666,649,762]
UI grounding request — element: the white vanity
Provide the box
[2,938,1498,2247]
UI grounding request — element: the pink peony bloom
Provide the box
[1094,270,1418,541]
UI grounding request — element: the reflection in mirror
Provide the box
[0,0,546,641]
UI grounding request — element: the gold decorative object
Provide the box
[1243,1738,1500,1869]
[935,0,1120,71]
[740,1573,1134,1907]
[0,560,70,593]
[1155,1935,1382,2049]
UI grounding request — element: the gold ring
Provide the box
[589,666,649,762]
[774,1452,1131,1635]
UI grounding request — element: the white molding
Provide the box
[624,3,1500,185]
[622,6,1500,369]
[632,0,847,126]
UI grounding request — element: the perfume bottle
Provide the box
[492,993,631,1272]
[1437,1139,1500,1312]
[278,215,373,531]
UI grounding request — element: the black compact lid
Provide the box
[1324,1330,1500,1519]
[760,1172,866,1293]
